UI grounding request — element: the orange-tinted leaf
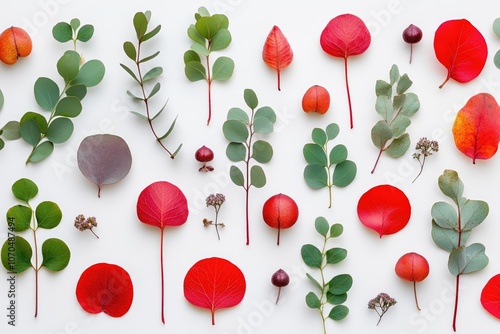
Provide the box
[434,19,488,88]
[481,274,500,319]
[184,257,246,325]
[262,25,293,91]
[452,93,500,164]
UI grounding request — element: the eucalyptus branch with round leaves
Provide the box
[120,11,182,159]
[223,89,276,245]
[184,6,234,125]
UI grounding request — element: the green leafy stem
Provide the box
[303,123,356,209]
[1,178,70,317]
[184,6,235,125]
[223,88,276,245]
[431,169,489,332]
[301,217,352,334]
[121,11,182,159]
[370,64,420,174]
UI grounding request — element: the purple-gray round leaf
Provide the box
[77,134,132,197]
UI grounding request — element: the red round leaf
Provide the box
[136,181,189,229]
[262,25,293,91]
[184,257,246,325]
[357,184,411,237]
[262,193,299,245]
[434,19,488,88]
[76,263,134,317]
[452,93,500,164]
[481,274,500,319]
[320,14,371,58]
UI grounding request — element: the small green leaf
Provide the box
[123,41,137,61]
[57,51,80,82]
[36,201,62,229]
[213,14,229,30]
[197,6,211,16]
[244,89,258,109]
[126,90,143,101]
[304,164,327,189]
[396,73,413,94]
[0,138,4,150]
[393,94,406,111]
[6,205,32,231]
[371,121,392,149]
[389,64,400,85]
[325,123,339,140]
[431,221,470,252]
[251,140,273,163]
[187,24,205,46]
[141,24,161,42]
[327,292,348,305]
[130,111,147,120]
[55,96,82,118]
[52,22,72,42]
[375,95,393,121]
[312,128,327,146]
[226,142,246,162]
[34,77,60,111]
[185,61,207,81]
[143,67,163,82]
[438,170,464,206]
[148,83,161,99]
[303,143,327,165]
[12,178,38,202]
[211,56,234,81]
[385,133,410,158]
[326,247,348,264]
[227,107,249,123]
[328,274,353,295]
[73,60,105,87]
[0,89,3,110]
[448,243,488,276]
[28,141,54,163]
[494,50,500,69]
[390,115,411,138]
[195,16,224,40]
[314,216,329,237]
[328,305,349,320]
[223,120,249,143]
[306,273,323,291]
[254,106,276,123]
[76,24,94,42]
[190,42,210,56]
[46,117,74,144]
[494,18,500,38]
[1,236,33,273]
[332,160,357,187]
[157,115,178,140]
[305,292,321,309]
[329,144,348,165]
[229,165,245,187]
[330,223,343,238]
[133,12,148,39]
[250,165,266,188]
[139,51,160,64]
[431,201,458,229]
[301,244,322,268]
[41,238,70,271]
[210,28,231,51]
[70,18,80,31]
[120,63,140,83]
[375,80,392,98]
[20,112,48,133]
[461,200,489,231]
[1,121,21,140]
[400,93,420,117]
[253,117,274,134]
[20,119,42,147]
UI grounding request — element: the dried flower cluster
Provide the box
[203,193,226,240]
[412,137,439,183]
[368,292,397,325]
[74,214,99,238]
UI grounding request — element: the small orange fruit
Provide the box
[0,26,33,65]
[302,85,330,114]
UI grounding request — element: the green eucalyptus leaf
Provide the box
[184,50,201,64]
[148,83,161,99]
[28,141,54,163]
[141,24,161,42]
[20,119,42,147]
[327,292,348,305]
[389,64,400,85]
[431,201,458,229]
[34,77,60,111]
[305,292,321,309]
[255,106,276,123]
[303,143,327,165]
[76,24,94,42]
[314,216,329,237]
[143,67,163,82]
[211,56,234,81]
[226,142,246,162]
[126,90,143,101]
[495,50,500,69]
[55,96,82,118]
[197,6,211,16]
[190,42,210,56]
[461,200,489,231]
[329,144,348,165]
[244,89,258,109]
[251,140,273,163]
[385,133,410,158]
[157,114,178,140]
[332,160,356,187]
[41,238,70,271]
[120,63,139,83]
[52,22,73,42]
[46,117,74,144]
[0,89,3,110]
[371,121,392,149]
[210,28,231,51]
[57,51,80,82]
[133,12,148,39]
[438,170,464,205]
[304,164,327,189]
[123,41,137,61]
[400,93,420,117]
[250,165,266,188]
[187,24,206,46]
[431,221,470,252]
[494,18,500,38]
[195,16,224,40]
[66,85,87,100]
[36,201,62,229]
[375,95,393,121]
[330,223,343,238]
[301,244,322,268]
[12,178,38,202]
[396,73,413,95]
[325,123,340,140]
[73,60,105,87]
[328,305,349,321]
[70,18,80,31]
[1,121,21,140]
[1,236,32,273]
[20,112,48,133]
[139,51,160,64]
[222,120,248,143]
[448,243,488,275]
[185,61,207,81]
[312,128,327,146]
[306,273,323,291]
[328,274,353,295]
[375,80,392,98]
[213,14,229,29]
[393,94,406,111]
[227,107,249,123]
[0,138,4,150]
[253,117,273,134]
[6,205,32,231]
[326,247,347,264]
[391,115,411,138]
[229,165,245,187]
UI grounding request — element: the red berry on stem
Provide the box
[195,145,214,172]
[402,24,423,64]
[395,252,429,310]
[271,269,290,304]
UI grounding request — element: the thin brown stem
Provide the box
[371,148,384,174]
[412,156,425,183]
[206,55,212,125]
[413,281,421,311]
[344,57,353,129]
[33,227,39,317]
[452,274,460,332]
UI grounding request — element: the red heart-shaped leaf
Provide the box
[76,263,133,317]
[434,19,488,88]
[481,274,500,319]
[262,25,293,91]
[357,184,411,237]
[184,257,246,325]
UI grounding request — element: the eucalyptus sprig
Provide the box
[431,169,489,332]
[303,123,356,209]
[184,6,235,125]
[52,18,95,52]
[1,178,70,317]
[301,217,352,334]
[121,11,182,159]
[370,64,420,173]
[10,19,105,164]
[223,88,276,245]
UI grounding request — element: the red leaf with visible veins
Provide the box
[357,184,411,237]
[184,257,246,325]
[76,263,133,317]
[434,19,488,88]
[320,14,370,129]
[452,93,500,164]
[137,181,189,324]
[481,274,500,319]
[262,25,293,91]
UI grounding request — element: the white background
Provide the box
[1,0,500,333]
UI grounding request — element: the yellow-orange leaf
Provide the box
[452,93,500,163]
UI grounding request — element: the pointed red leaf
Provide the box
[434,19,488,88]
[184,257,246,325]
[76,263,133,318]
[481,274,500,319]
[320,13,370,128]
[452,93,500,164]
[262,25,293,91]
[357,184,411,237]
